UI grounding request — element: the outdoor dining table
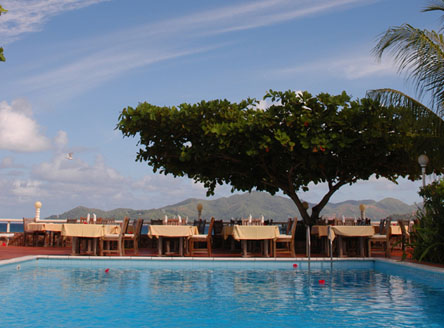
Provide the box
[312,225,375,257]
[389,225,409,236]
[223,225,280,257]
[332,226,374,257]
[148,225,199,256]
[62,223,121,255]
[27,222,64,247]
[311,225,329,254]
[28,222,63,232]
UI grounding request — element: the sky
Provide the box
[0,0,437,218]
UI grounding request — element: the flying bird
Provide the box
[66,152,73,160]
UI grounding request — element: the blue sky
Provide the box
[0,0,436,218]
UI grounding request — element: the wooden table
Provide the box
[311,225,329,254]
[312,225,376,257]
[27,222,64,246]
[28,223,63,232]
[148,225,199,256]
[62,224,120,255]
[329,226,375,257]
[389,225,409,236]
[223,225,280,257]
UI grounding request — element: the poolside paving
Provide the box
[0,244,413,261]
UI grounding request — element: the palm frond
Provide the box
[423,0,444,13]
[424,1,444,33]
[367,88,444,135]
[373,24,444,115]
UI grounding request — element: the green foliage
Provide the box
[0,5,6,62]
[412,179,444,264]
[370,1,444,116]
[117,90,443,225]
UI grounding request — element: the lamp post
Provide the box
[35,201,42,221]
[418,154,429,188]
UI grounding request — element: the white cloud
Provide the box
[11,0,377,101]
[0,151,424,218]
[0,0,108,43]
[19,45,219,101]
[0,157,14,169]
[54,130,68,150]
[274,53,396,80]
[11,178,45,197]
[254,99,278,110]
[33,154,125,187]
[0,156,24,169]
[0,100,51,152]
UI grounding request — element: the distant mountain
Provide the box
[45,192,419,221]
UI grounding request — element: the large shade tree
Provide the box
[117,90,443,225]
[368,1,444,120]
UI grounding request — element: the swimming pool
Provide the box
[1,257,443,327]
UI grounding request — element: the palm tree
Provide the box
[368,1,444,120]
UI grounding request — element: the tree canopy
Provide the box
[117,90,444,225]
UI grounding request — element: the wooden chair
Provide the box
[124,218,143,255]
[242,218,263,225]
[285,218,294,235]
[251,218,264,225]
[230,218,242,225]
[150,219,163,248]
[165,218,180,225]
[198,219,207,234]
[397,219,410,252]
[102,218,116,224]
[274,217,297,257]
[188,217,215,257]
[100,217,129,256]
[344,218,356,226]
[333,218,343,226]
[212,219,224,248]
[23,218,34,246]
[66,218,77,223]
[368,218,391,257]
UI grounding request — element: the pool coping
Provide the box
[1,255,444,274]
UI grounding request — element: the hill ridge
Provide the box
[45,192,418,221]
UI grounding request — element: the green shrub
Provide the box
[412,179,444,264]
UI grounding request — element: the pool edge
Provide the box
[1,255,443,275]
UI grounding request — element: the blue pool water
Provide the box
[0,259,443,327]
